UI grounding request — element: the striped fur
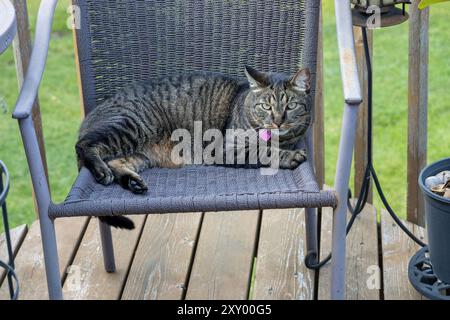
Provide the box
[76,68,312,229]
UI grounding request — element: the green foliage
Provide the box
[322,1,450,217]
[0,1,449,229]
[0,0,79,228]
[419,0,450,9]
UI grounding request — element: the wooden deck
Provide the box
[0,202,427,300]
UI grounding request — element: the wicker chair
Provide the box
[13,0,361,299]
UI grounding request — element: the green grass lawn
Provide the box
[1,1,449,229]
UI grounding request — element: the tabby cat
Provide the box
[76,66,312,229]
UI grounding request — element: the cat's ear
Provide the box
[245,66,268,91]
[289,68,311,93]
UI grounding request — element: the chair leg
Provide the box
[331,103,360,300]
[304,125,319,266]
[39,215,63,300]
[18,118,63,299]
[330,204,347,300]
[304,207,319,266]
[99,220,116,273]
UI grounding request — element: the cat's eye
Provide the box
[287,102,299,110]
[287,102,305,110]
[258,103,272,110]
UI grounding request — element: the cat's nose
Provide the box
[273,113,285,127]
[273,118,283,127]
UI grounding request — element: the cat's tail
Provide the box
[99,216,135,230]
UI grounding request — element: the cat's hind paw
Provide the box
[93,164,115,186]
[128,175,148,194]
[117,172,148,194]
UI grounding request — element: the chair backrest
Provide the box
[74,0,320,114]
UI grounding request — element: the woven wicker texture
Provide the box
[55,0,336,217]
[74,0,319,113]
[49,160,336,217]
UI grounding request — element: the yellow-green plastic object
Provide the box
[419,0,450,9]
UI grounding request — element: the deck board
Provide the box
[318,203,380,300]
[252,208,314,300]
[0,217,88,299]
[62,215,146,300]
[0,225,28,289]
[380,209,427,300]
[121,212,203,300]
[0,202,433,300]
[185,211,260,300]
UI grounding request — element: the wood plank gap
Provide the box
[0,225,28,287]
[318,202,379,300]
[313,207,323,300]
[377,222,384,300]
[63,215,146,300]
[121,213,203,300]
[0,217,89,299]
[180,212,204,300]
[117,214,148,299]
[60,217,91,286]
[246,210,262,300]
[380,209,427,300]
[252,208,314,300]
[121,212,202,300]
[179,212,207,298]
[185,210,260,300]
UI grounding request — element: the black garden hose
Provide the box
[0,160,20,299]
[0,260,19,300]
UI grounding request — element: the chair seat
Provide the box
[48,159,336,218]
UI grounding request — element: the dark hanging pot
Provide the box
[351,0,411,27]
[419,158,450,284]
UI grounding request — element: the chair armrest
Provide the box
[334,0,362,105]
[12,0,58,119]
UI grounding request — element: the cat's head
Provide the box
[243,66,312,140]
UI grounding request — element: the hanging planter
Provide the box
[351,0,411,27]
[419,158,450,284]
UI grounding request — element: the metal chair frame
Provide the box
[12,0,361,299]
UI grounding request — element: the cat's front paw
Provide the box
[279,148,307,169]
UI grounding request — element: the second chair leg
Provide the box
[99,220,116,273]
[330,201,347,300]
[305,207,319,266]
[331,103,360,299]
[40,216,63,300]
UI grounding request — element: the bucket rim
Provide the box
[419,157,450,205]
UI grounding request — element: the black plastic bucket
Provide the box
[419,158,450,284]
